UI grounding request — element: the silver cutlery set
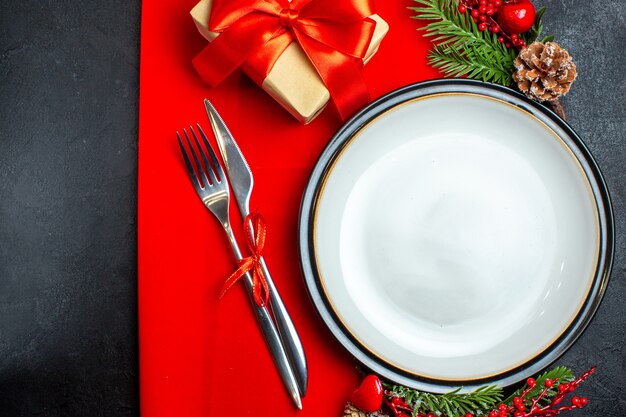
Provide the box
[177,100,307,409]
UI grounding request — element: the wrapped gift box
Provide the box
[191,0,389,124]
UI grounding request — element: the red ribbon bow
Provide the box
[220,212,269,307]
[192,0,377,120]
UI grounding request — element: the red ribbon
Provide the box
[220,212,269,307]
[192,0,377,120]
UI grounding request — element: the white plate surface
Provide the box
[313,94,599,380]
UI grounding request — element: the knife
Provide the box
[204,99,308,400]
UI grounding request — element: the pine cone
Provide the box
[343,402,389,417]
[513,41,577,102]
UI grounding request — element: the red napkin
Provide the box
[138,0,438,415]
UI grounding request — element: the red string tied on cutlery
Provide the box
[192,0,377,120]
[220,212,269,307]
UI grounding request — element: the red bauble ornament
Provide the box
[497,0,536,34]
[350,375,383,412]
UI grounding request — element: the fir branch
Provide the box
[389,383,503,417]
[410,0,516,86]
[411,0,509,54]
[429,44,514,85]
[382,367,585,417]
[503,366,575,405]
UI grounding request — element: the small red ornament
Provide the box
[351,375,383,412]
[496,0,536,34]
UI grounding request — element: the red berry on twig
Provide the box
[545,379,554,388]
[526,378,536,388]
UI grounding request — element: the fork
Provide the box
[177,125,302,409]
[204,99,307,397]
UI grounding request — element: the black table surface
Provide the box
[1,0,624,416]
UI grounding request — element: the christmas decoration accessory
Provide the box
[346,367,595,417]
[351,375,384,413]
[386,382,503,417]
[410,0,574,119]
[411,0,519,85]
[219,212,269,306]
[455,0,529,50]
[496,0,536,36]
[491,367,595,417]
[513,41,577,102]
[191,0,389,122]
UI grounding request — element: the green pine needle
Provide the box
[409,0,518,86]
[386,366,578,417]
[389,383,503,417]
[503,366,575,405]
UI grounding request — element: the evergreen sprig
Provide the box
[429,43,513,84]
[409,0,517,86]
[388,383,503,417]
[503,365,575,405]
[385,366,579,417]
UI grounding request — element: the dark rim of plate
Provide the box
[298,79,614,393]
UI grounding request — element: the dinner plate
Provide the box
[299,80,613,392]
